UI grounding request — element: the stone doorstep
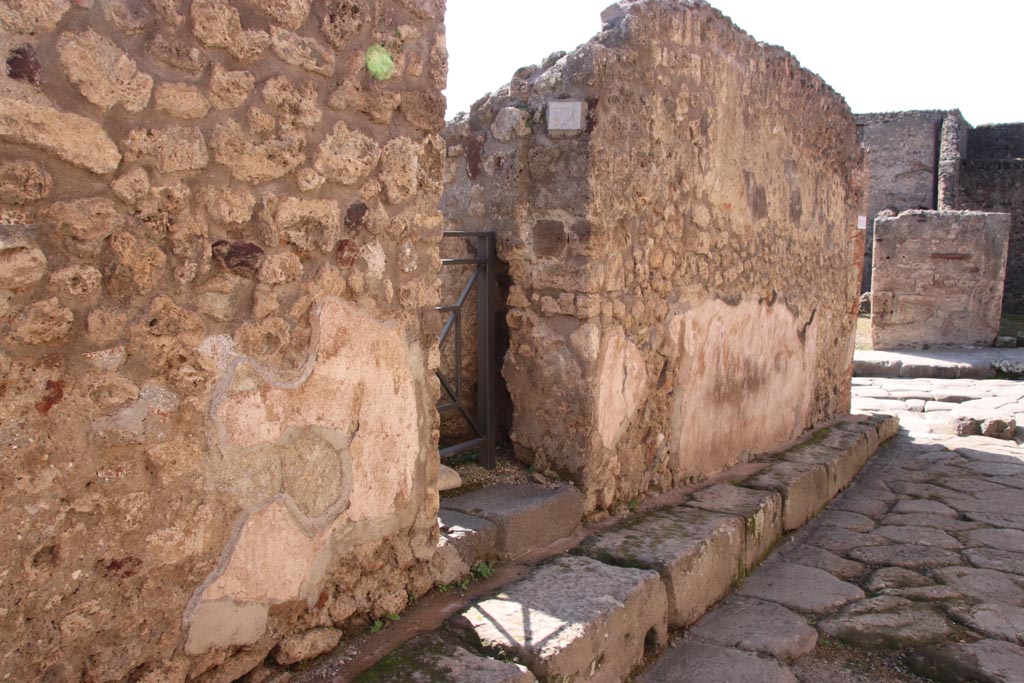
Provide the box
[441,483,585,560]
[453,555,668,683]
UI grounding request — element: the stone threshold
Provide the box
[297,414,900,683]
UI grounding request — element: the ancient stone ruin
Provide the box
[442,2,865,513]
[858,111,1022,348]
[0,0,448,680]
[0,0,932,681]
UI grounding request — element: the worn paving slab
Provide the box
[687,596,817,660]
[819,596,957,649]
[351,633,537,683]
[441,483,584,559]
[737,561,865,614]
[454,554,667,683]
[575,506,743,627]
[638,640,799,683]
[908,639,1024,683]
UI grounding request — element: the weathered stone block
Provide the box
[456,555,667,683]
[576,506,744,626]
[441,483,583,559]
[742,459,832,532]
[686,483,783,570]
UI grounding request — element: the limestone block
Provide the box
[8,297,72,345]
[273,628,341,665]
[261,77,321,128]
[380,137,420,204]
[456,555,667,683]
[742,459,832,531]
[576,507,744,626]
[154,83,211,120]
[0,228,46,291]
[0,99,121,174]
[211,120,306,183]
[596,328,647,450]
[315,121,381,185]
[270,26,335,76]
[442,483,584,559]
[57,30,153,112]
[0,0,69,33]
[191,0,270,63]
[0,160,51,204]
[249,0,312,30]
[686,484,783,570]
[208,65,255,110]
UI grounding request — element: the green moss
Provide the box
[366,45,396,80]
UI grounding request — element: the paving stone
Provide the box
[819,596,956,649]
[848,544,962,569]
[964,512,1024,531]
[442,484,583,559]
[933,566,1024,606]
[777,543,867,580]
[815,509,877,533]
[965,548,1024,576]
[638,640,798,683]
[938,476,1008,493]
[352,633,537,683]
[830,487,893,518]
[964,529,1024,553]
[880,513,983,532]
[856,398,908,411]
[870,525,962,549]
[908,639,1024,683]
[438,509,498,565]
[945,603,1024,645]
[880,585,965,601]
[737,561,864,615]
[686,483,782,570]
[964,461,1024,477]
[742,460,831,531]
[990,476,1024,491]
[799,524,887,556]
[575,507,742,627]
[455,555,667,683]
[688,596,817,661]
[864,567,934,591]
[892,499,959,517]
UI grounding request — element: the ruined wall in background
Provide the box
[961,123,1024,314]
[0,1,447,681]
[855,110,945,290]
[871,211,1009,349]
[442,0,863,513]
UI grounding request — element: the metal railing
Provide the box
[437,231,497,468]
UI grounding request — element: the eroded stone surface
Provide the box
[688,596,817,660]
[0,99,121,173]
[353,634,537,683]
[909,640,1024,683]
[639,641,798,683]
[457,555,667,683]
[737,561,865,615]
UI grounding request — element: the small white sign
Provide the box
[857,215,867,231]
[548,100,585,132]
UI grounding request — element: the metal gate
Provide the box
[436,231,497,468]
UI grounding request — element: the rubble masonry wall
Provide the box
[0,1,447,681]
[442,0,864,513]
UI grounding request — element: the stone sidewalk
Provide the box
[855,347,1024,380]
[641,378,1024,683]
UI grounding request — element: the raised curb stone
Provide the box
[441,484,584,559]
[685,483,783,570]
[455,555,667,683]
[575,507,743,627]
[742,459,832,531]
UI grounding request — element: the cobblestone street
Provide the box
[640,378,1024,683]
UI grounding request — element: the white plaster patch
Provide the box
[596,328,647,450]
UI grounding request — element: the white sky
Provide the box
[443,0,1023,126]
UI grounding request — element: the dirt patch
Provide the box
[791,638,933,683]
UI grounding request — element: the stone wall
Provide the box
[855,110,946,290]
[960,124,1024,314]
[442,0,864,513]
[0,1,447,681]
[871,211,1010,349]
